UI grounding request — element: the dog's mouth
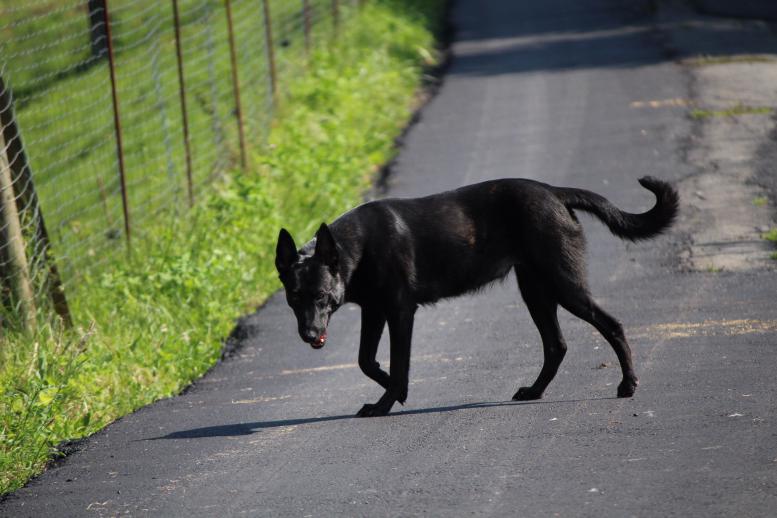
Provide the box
[310,333,327,349]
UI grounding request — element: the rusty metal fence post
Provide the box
[171,0,195,206]
[101,0,131,249]
[224,0,247,169]
[261,0,278,103]
[332,0,340,38]
[88,0,108,58]
[302,0,312,57]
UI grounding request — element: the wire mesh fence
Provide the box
[0,0,361,330]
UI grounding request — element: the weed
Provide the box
[690,104,773,119]
[752,196,768,207]
[682,54,776,67]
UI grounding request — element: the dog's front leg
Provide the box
[357,305,390,390]
[356,305,415,417]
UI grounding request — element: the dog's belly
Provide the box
[415,255,516,303]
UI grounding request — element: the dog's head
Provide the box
[275,223,345,349]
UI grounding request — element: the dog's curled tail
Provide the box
[554,176,679,241]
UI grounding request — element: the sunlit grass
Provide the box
[681,54,776,67]
[690,104,773,119]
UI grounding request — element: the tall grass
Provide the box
[0,0,444,494]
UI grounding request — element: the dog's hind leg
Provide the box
[556,286,638,398]
[513,267,567,401]
[357,305,390,391]
[356,305,416,417]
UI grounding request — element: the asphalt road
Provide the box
[4,0,777,516]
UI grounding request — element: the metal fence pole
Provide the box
[87,0,108,58]
[224,0,247,169]
[102,0,131,249]
[171,0,195,206]
[0,76,71,327]
[302,0,311,57]
[204,11,226,170]
[0,127,35,332]
[332,0,340,37]
[261,0,277,103]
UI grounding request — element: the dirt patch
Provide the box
[657,3,777,271]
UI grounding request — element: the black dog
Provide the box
[275,177,678,417]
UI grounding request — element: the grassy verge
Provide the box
[0,0,445,494]
[690,104,774,119]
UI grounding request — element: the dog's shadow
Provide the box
[147,397,614,440]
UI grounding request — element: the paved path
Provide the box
[4,0,777,516]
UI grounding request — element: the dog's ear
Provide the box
[275,228,298,273]
[314,223,338,269]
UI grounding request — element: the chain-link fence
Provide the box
[0,0,361,330]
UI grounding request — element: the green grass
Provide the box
[3,0,339,285]
[0,0,445,494]
[0,0,312,98]
[763,228,777,243]
[752,196,768,207]
[682,54,776,67]
[690,104,774,119]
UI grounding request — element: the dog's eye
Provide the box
[315,293,327,303]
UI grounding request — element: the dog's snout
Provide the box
[300,328,319,343]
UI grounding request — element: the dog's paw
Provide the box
[617,378,639,398]
[356,403,390,418]
[512,386,543,401]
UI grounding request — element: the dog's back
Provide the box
[331,178,617,304]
